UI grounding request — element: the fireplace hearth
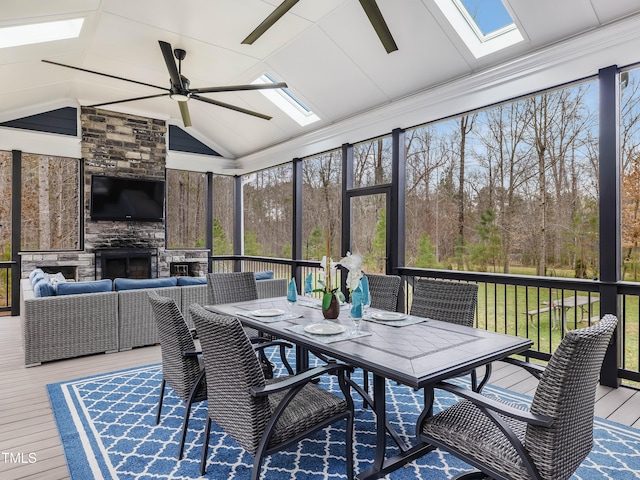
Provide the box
[96,248,157,280]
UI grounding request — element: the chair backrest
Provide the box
[367,274,401,312]
[409,278,477,326]
[526,314,618,479]
[206,272,259,305]
[148,291,202,402]
[189,304,269,455]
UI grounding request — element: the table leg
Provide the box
[295,344,309,373]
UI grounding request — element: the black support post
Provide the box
[206,172,213,273]
[292,158,303,286]
[390,128,405,275]
[11,150,21,316]
[233,175,243,273]
[598,65,621,388]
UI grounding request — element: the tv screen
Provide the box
[90,175,165,222]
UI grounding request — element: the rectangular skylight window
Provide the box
[252,73,320,127]
[434,0,522,58]
[0,18,84,49]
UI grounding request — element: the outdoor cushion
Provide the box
[31,270,47,287]
[29,268,44,283]
[57,279,113,296]
[176,276,207,286]
[254,270,274,280]
[114,277,178,291]
[33,277,55,297]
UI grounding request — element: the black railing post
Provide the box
[598,65,621,387]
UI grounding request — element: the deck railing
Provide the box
[211,255,639,386]
[0,261,14,315]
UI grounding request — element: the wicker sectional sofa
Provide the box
[20,276,286,367]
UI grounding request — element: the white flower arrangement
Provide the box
[338,251,363,292]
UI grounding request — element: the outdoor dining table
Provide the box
[206,296,533,480]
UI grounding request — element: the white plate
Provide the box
[304,323,346,335]
[250,308,285,317]
[371,312,406,321]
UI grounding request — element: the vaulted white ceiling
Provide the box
[1,0,640,174]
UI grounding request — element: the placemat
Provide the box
[237,311,303,323]
[286,322,372,343]
[363,313,428,327]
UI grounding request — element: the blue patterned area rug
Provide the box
[47,357,640,479]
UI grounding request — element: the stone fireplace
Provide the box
[20,108,210,281]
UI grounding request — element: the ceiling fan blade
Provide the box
[192,94,272,120]
[42,60,168,91]
[191,82,288,94]
[158,40,183,89]
[242,0,300,45]
[359,0,398,53]
[87,93,170,108]
[178,101,192,127]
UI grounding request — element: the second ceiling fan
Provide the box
[42,40,287,127]
[243,0,398,53]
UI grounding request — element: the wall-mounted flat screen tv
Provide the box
[90,175,165,222]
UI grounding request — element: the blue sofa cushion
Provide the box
[31,271,47,287]
[176,276,207,286]
[57,279,113,296]
[114,277,178,291]
[33,277,55,297]
[29,268,44,283]
[254,270,274,280]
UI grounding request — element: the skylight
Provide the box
[0,18,84,49]
[252,73,320,127]
[434,0,523,58]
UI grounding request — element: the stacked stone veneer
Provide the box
[20,107,209,280]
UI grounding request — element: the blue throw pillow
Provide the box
[33,278,55,298]
[31,271,47,287]
[57,279,113,296]
[176,276,207,286]
[254,270,274,280]
[114,277,178,291]
[29,268,44,283]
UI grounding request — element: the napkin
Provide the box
[287,278,298,302]
[304,273,313,295]
[350,282,363,318]
[361,274,370,306]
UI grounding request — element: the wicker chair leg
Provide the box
[178,369,206,459]
[251,449,266,480]
[155,379,166,425]
[200,418,212,476]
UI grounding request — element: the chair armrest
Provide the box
[250,361,352,397]
[502,356,546,380]
[251,339,294,353]
[435,381,553,427]
[182,349,202,357]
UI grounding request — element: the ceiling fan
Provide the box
[242,0,398,53]
[42,40,287,127]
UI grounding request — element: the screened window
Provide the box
[21,154,80,251]
[302,150,342,260]
[405,79,599,278]
[353,135,392,188]
[212,175,234,255]
[621,67,640,281]
[243,165,292,258]
[166,169,207,249]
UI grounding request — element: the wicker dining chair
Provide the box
[206,272,259,304]
[189,304,355,480]
[367,273,402,312]
[361,274,402,396]
[148,291,206,459]
[417,314,618,480]
[410,278,487,391]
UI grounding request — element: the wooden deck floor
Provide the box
[2,314,640,479]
